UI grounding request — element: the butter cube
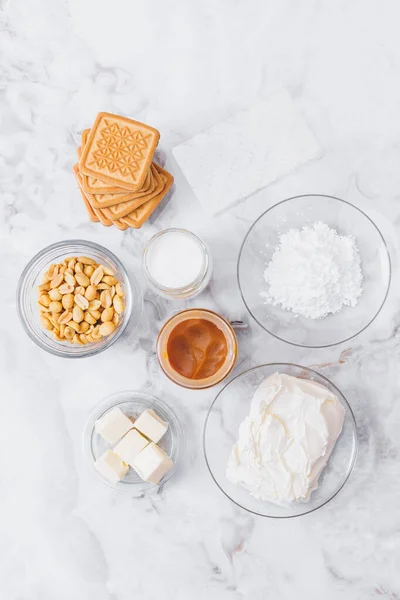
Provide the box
[132,442,173,484]
[95,407,133,445]
[94,450,129,484]
[113,429,149,467]
[133,409,168,443]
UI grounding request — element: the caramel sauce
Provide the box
[167,318,228,380]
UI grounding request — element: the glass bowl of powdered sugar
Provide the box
[238,194,391,347]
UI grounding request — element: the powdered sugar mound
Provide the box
[262,222,363,319]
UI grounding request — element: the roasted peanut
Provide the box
[84,312,96,325]
[58,310,72,325]
[45,264,59,280]
[64,326,74,340]
[72,305,84,323]
[48,288,62,302]
[78,256,96,265]
[49,301,62,313]
[68,321,81,333]
[101,307,114,322]
[84,265,95,277]
[38,256,125,344]
[91,326,102,340]
[50,273,64,289]
[40,315,53,330]
[90,266,103,286]
[88,299,101,311]
[89,309,101,320]
[48,315,59,329]
[102,275,118,286]
[79,321,90,333]
[99,321,115,337]
[100,289,112,309]
[38,294,51,308]
[84,285,97,302]
[64,272,76,287]
[101,265,115,276]
[58,283,74,295]
[113,295,124,314]
[62,293,74,309]
[75,273,90,287]
[75,294,89,310]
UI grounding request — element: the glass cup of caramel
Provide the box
[156,309,238,389]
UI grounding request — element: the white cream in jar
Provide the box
[143,228,212,299]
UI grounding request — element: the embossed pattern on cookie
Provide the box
[79,112,160,191]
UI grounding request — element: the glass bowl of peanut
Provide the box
[17,240,141,358]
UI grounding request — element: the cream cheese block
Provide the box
[113,429,149,467]
[133,409,168,443]
[226,373,345,505]
[95,407,133,445]
[132,442,173,484]
[95,450,129,484]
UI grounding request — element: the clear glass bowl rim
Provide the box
[203,362,359,519]
[16,239,141,358]
[237,194,392,348]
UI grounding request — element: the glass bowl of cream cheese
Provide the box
[203,364,358,518]
[238,195,391,347]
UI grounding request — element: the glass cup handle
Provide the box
[229,320,248,330]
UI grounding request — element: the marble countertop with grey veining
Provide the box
[1,0,400,598]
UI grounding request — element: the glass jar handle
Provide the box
[229,320,248,330]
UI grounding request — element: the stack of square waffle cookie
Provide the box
[73,112,174,230]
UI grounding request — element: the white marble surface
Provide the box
[1,0,400,598]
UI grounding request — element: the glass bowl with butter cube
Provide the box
[83,391,183,492]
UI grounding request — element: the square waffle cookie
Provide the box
[74,112,173,230]
[79,113,160,191]
[80,129,154,196]
[77,142,156,209]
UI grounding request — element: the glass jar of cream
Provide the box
[142,229,212,299]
